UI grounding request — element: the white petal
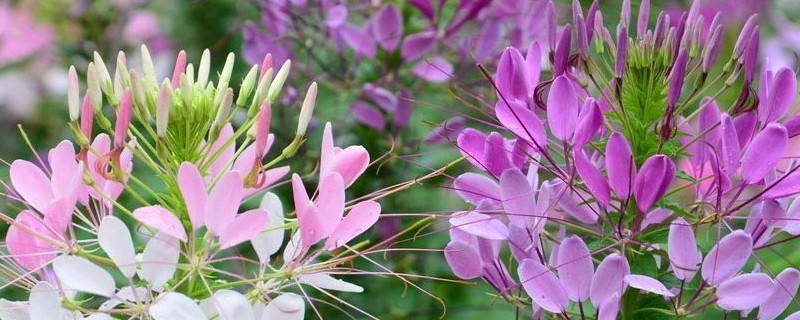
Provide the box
[262,293,304,320]
[30,282,60,320]
[84,314,112,320]
[139,232,179,291]
[0,299,30,320]
[149,293,205,320]
[203,290,254,320]
[282,233,302,265]
[623,274,674,297]
[298,273,363,293]
[98,216,137,278]
[53,256,115,297]
[251,193,285,263]
[100,286,149,311]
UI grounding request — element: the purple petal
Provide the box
[325,5,348,28]
[444,240,483,279]
[553,24,572,76]
[758,268,800,320]
[764,172,800,199]
[453,173,500,205]
[606,132,636,199]
[719,113,740,177]
[393,89,413,127]
[401,31,436,61]
[590,253,630,306]
[572,98,603,149]
[761,68,798,123]
[547,75,580,141]
[598,293,621,320]
[668,217,701,281]
[557,235,594,302]
[457,128,488,168]
[411,56,453,82]
[716,273,773,310]
[741,123,788,184]
[449,211,508,240]
[372,5,403,51]
[701,230,753,285]
[425,117,466,144]
[483,132,513,177]
[525,41,543,94]
[362,84,397,112]
[495,100,547,149]
[633,154,675,212]
[500,168,536,227]
[574,149,611,207]
[339,23,376,58]
[351,100,386,130]
[518,258,570,313]
[624,274,674,297]
[495,47,531,104]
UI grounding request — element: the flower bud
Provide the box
[68,66,80,121]
[585,0,599,42]
[140,44,157,87]
[255,101,272,157]
[180,74,193,106]
[87,63,103,112]
[268,59,291,103]
[113,52,129,104]
[80,93,94,139]
[157,82,170,138]
[171,50,187,88]
[668,49,688,107]
[743,27,759,83]
[702,25,723,73]
[547,0,557,51]
[633,154,676,212]
[620,0,631,28]
[214,52,235,105]
[554,24,572,76]
[615,26,628,78]
[197,49,211,89]
[128,70,147,117]
[213,88,234,131]
[636,0,650,38]
[576,14,589,58]
[115,90,133,148]
[732,14,758,62]
[237,65,259,107]
[93,51,113,98]
[296,82,317,136]
[260,53,272,80]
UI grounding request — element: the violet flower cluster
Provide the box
[444,0,800,319]
[242,0,549,133]
[0,46,397,319]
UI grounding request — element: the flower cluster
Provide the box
[444,0,800,318]
[0,46,391,319]
[242,0,550,134]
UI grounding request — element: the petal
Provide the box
[6,210,57,270]
[633,154,675,212]
[132,206,187,242]
[598,293,621,320]
[741,124,788,184]
[590,253,630,306]
[316,172,346,237]
[573,149,611,207]
[668,217,701,280]
[205,171,244,236]
[351,100,386,130]
[10,159,54,212]
[495,100,547,149]
[205,290,255,320]
[557,235,594,302]
[764,172,800,199]
[292,174,324,248]
[178,162,208,229]
[483,132,513,177]
[518,258,569,313]
[759,268,800,320]
[449,211,509,240]
[139,232,180,291]
[525,41,543,93]
[761,68,797,123]
[328,146,370,188]
[98,216,136,278]
[48,141,79,201]
[701,230,753,285]
[325,5,347,28]
[716,273,774,310]
[298,273,364,292]
[411,57,453,82]
[547,75,580,141]
[495,47,530,103]
[606,132,636,199]
[453,173,501,205]
[53,255,115,297]
[218,209,269,249]
[624,274,674,297]
[500,167,536,226]
[444,240,484,279]
[339,23,376,58]
[29,282,61,320]
[572,99,603,148]
[325,200,380,250]
[719,113,740,177]
[0,299,29,320]
[372,5,403,51]
[251,192,285,263]
[150,293,206,320]
[457,128,489,168]
[207,125,236,178]
[401,31,436,61]
[261,293,304,320]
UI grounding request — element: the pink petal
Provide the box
[178,162,207,229]
[204,171,244,236]
[444,240,483,279]
[499,167,536,226]
[716,273,773,310]
[624,274,674,297]
[218,209,269,249]
[7,210,58,270]
[326,146,369,188]
[449,211,509,240]
[10,159,54,212]
[132,206,187,242]
[315,172,346,237]
[518,258,570,313]
[453,173,501,205]
[292,174,325,248]
[325,200,381,250]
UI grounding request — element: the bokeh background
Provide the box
[2,0,800,319]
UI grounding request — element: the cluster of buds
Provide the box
[0,46,399,319]
[444,0,800,319]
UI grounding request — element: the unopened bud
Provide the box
[87,63,103,112]
[214,52,235,105]
[267,60,291,103]
[157,82,170,138]
[296,82,317,136]
[237,65,259,107]
[140,45,157,87]
[68,66,80,121]
[197,49,211,89]
[93,51,114,98]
